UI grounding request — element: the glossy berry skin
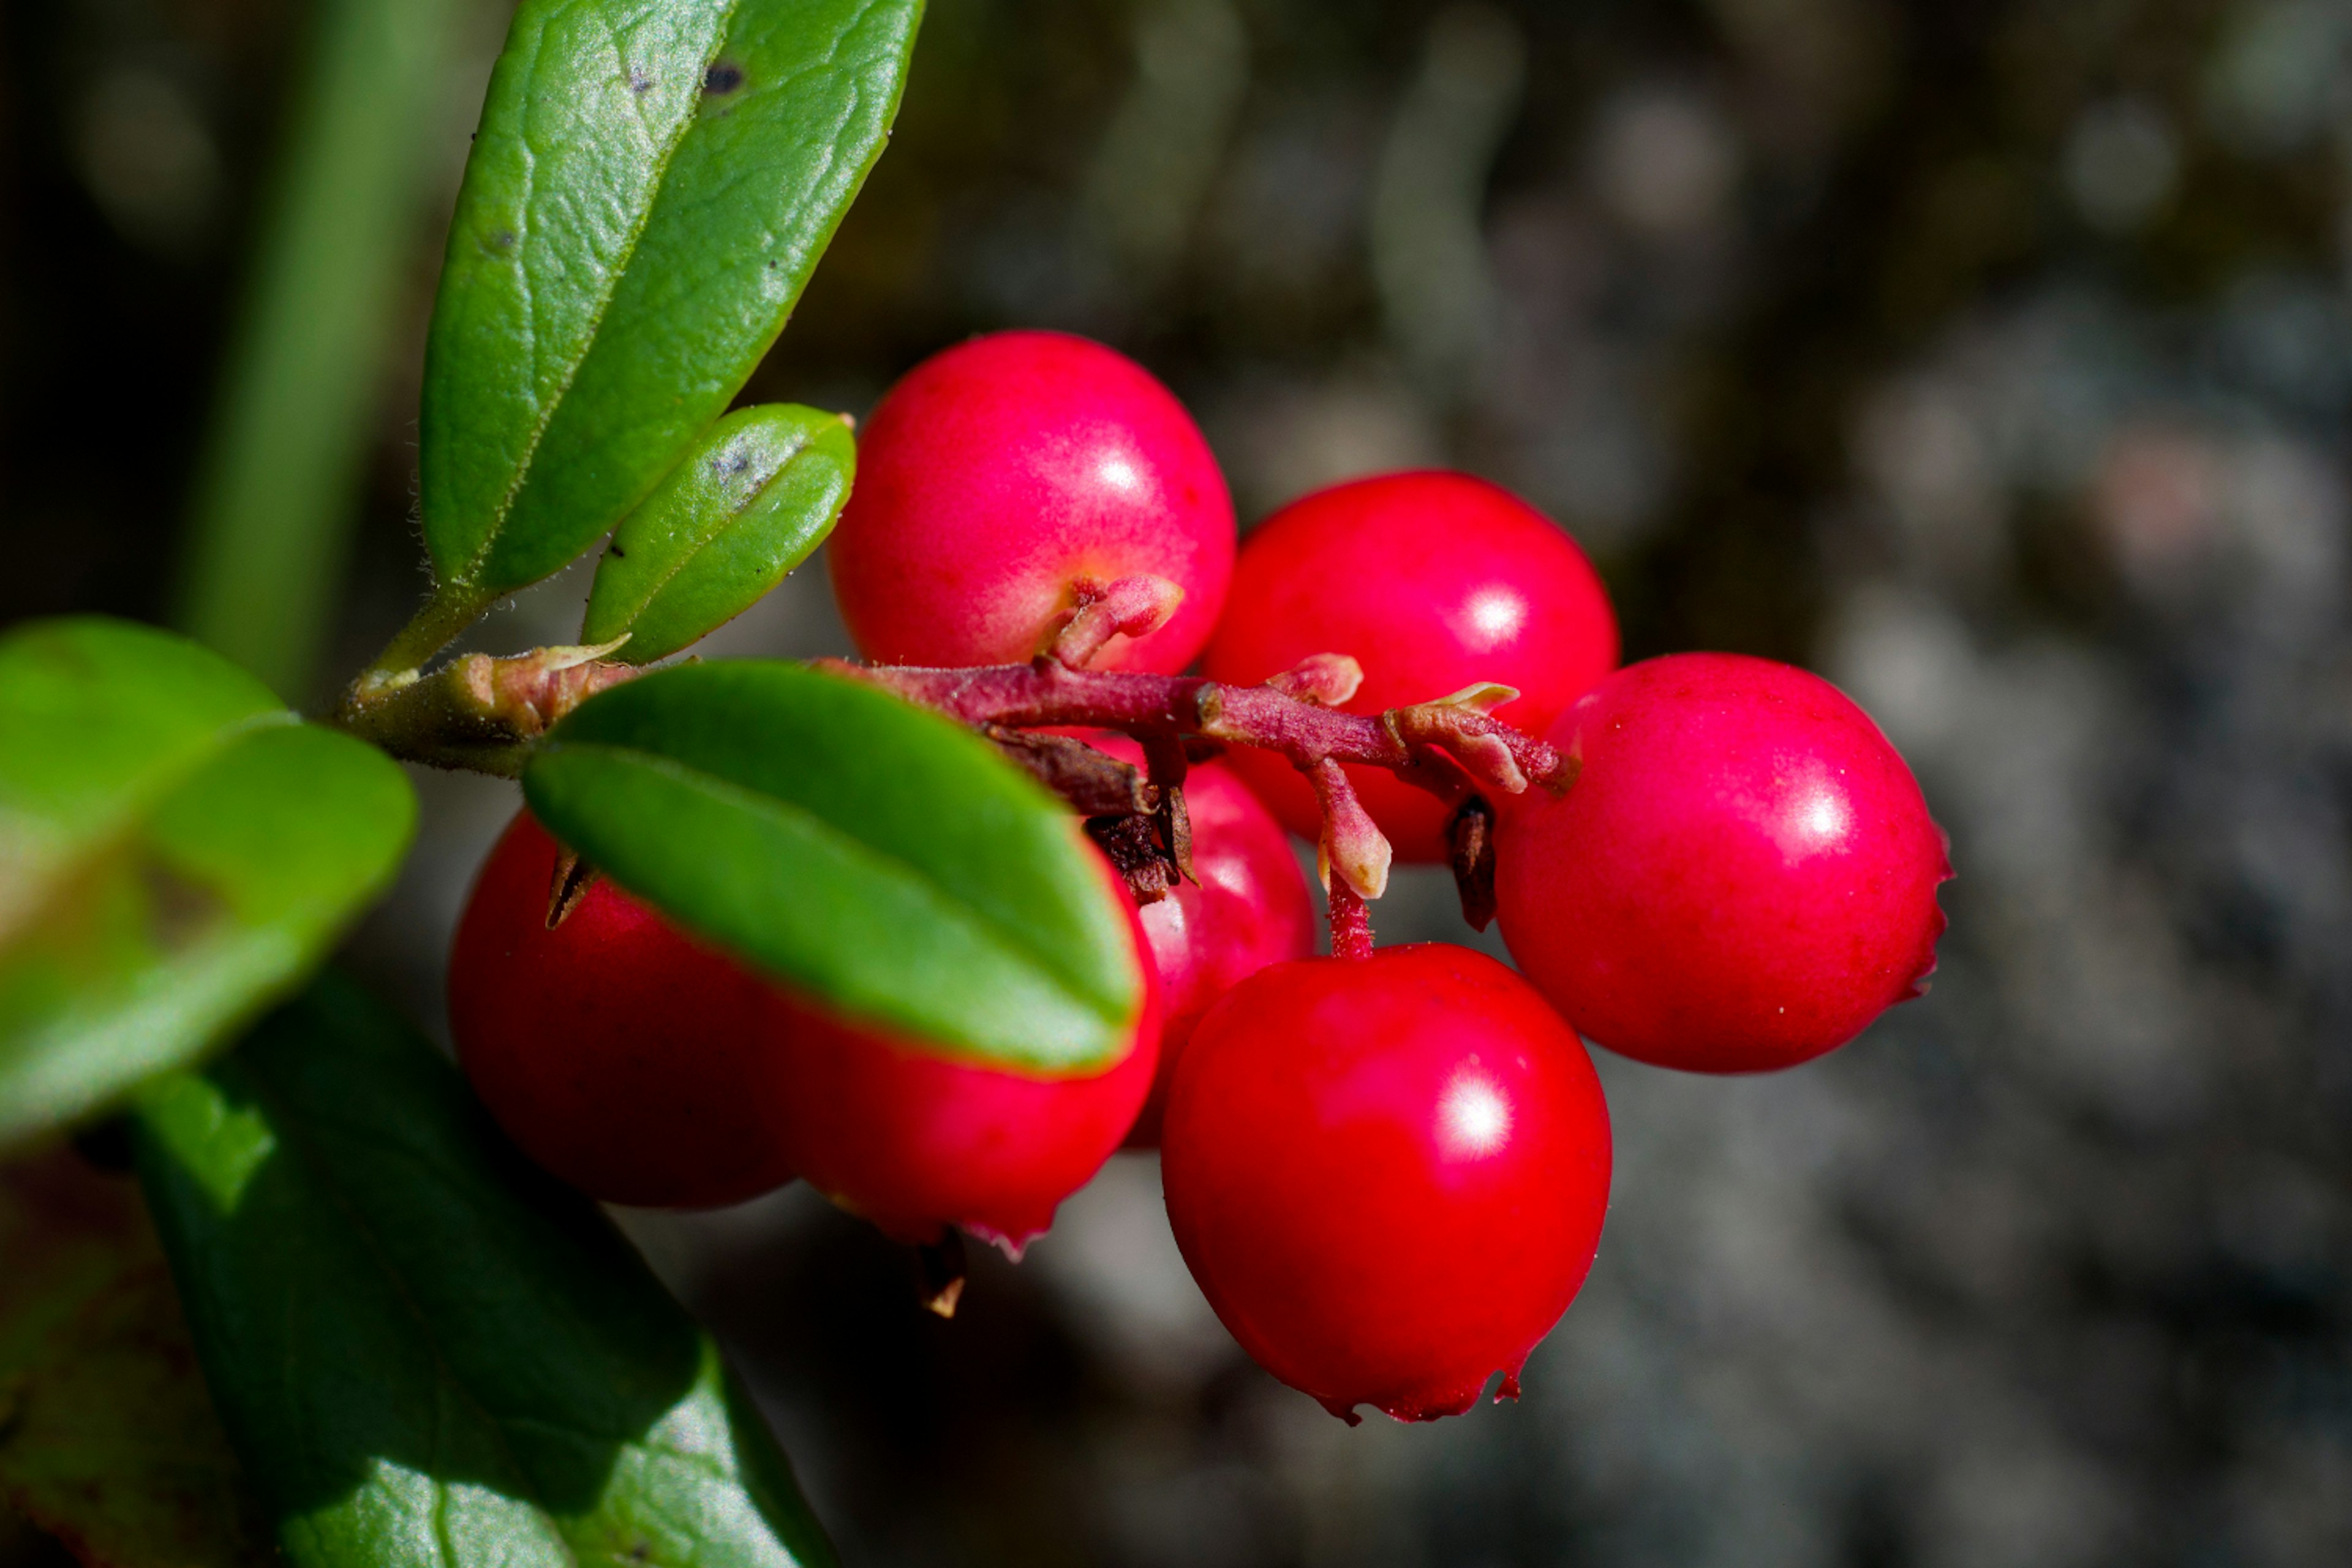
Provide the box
[1496,654,1951,1074]
[1161,944,1612,1423]
[1079,735,1317,1147]
[454,816,1160,1247]
[450,812,798,1209]
[767,920,1159,1253]
[830,330,1235,673]
[1204,471,1618,861]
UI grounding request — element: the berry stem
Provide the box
[1327,880,1375,961]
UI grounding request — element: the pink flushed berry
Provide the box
[1496,653,1952,1074]
[1161,944,1612,1423]
[829,330,1235,673]
[1204,470,1618,861]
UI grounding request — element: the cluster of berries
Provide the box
[451,331,1950,1425]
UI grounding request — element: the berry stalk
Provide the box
[813,657,1575,806]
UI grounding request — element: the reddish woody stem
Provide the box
[816,658,1575,803]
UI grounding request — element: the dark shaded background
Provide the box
[7,1,2352,1563]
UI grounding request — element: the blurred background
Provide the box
[7,0,2352,1562]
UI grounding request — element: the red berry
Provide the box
[1495,654,1951,1073]
[829,330,1235,672]
[1077,734,1317,1147]
[450,812,798,1209]
[1161,944,1611,1423]
[1203,471,1618,861]
[454,815,1159,1246]
[768,854,1162,1253]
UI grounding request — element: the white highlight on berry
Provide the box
[1463,587,1527,646]
[1438,1071,1511,1158]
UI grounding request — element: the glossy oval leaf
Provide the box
[582,404,855,663]
[522,662,1144,1072]
[132,974,837,1568]
[0,619,416,1152]
[422,0,924,603]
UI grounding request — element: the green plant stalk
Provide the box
[175,0,469,704]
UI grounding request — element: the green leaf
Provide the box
[0,620,416,1152]
[522,662,1144,1072]
[0,1147,274,1568]
[583,405,855,663]
[421,0,924,604]
[132,976,837,1568]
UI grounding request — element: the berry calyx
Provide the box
[1495,654,1951,1073]
[450,812,799,1209]
[1076,734,1317,1147]
[829,330,1235,673]
[1161,944,1612,1423]
[1204,471,1618,861]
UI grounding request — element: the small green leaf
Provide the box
[133,976,837,1568]
[422,0,924,603]
[0,1147,274,1568]
[583,404,855,663]
[523,662,1144,1072]
[0,620,416,1152]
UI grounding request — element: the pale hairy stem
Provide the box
[330,640,637,776]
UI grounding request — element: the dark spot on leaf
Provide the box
[487,229,517,253]
[607,543,626,559]
[140,861,221,952]
[628,67,654,96]
[703,61,744,96]
[626,1545,651,1564]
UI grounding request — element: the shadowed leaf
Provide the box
[0,1147,273,1568]
[134,975,837,1568]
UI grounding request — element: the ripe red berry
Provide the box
[450,812,799,1209]
[767,869,1160,1253]
[1077,735,1317,1147]
[1203,471,1618,861]
[454,814,1159,1246]
[1495,654,1951,1074]
[829,330,1235,673]
[1161,944,1611,1423]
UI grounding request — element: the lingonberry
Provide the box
[829,330,1235,672]
[450,812,799,1209]
[1077,734,1317,1147]
[455,815,1159,1246]
[1204,471,1618,861]
[767,853,1162,1253]
[1160,944,1612,1423]
[1495,654,1951,1074]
